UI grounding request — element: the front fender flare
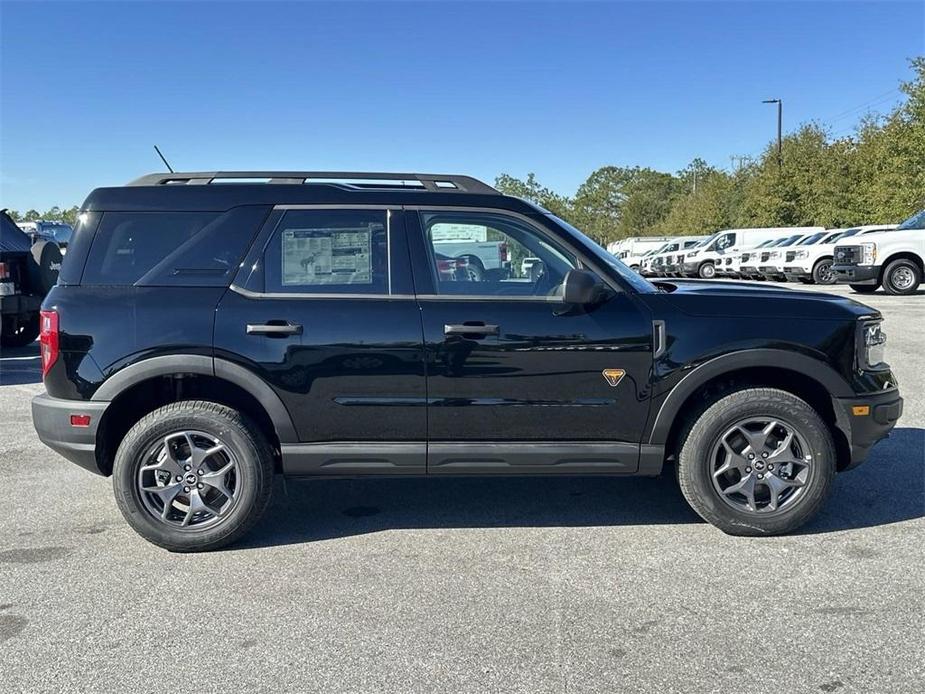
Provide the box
[647,348,853,445]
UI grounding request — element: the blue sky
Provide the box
[1,0,921,210]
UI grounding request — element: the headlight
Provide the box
[860,242,877,265]
[769,251,781,259]
[795,250,809,259]
[859,320,887,370]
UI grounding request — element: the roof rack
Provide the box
[127,171,500,195]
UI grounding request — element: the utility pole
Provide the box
[762,99,783,169]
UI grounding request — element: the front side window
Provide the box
[264,209,389,294]
[421,211,578,297]
[715,233,736,250]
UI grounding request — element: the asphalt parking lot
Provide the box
[0,283,922,693]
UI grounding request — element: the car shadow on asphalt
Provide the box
[0,342,41,386]
[236,427,924,549]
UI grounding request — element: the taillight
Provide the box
[39,309,59,378]
[499,242,509,262]
[0,262,8,279]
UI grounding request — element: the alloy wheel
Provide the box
[137,430,240,530]
[709,417,813,515]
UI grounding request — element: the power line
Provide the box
[823,88,902,124]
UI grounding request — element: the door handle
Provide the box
[444,322,499,337]
[246,321,303,336]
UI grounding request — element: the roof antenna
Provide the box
[154,145,174,173]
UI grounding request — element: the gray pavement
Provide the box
[0,283,922,693]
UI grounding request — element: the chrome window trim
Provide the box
[230,284,414,301]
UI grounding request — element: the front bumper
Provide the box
[32,393,110,475]
[833,389,903,470]
[783,265,811,279]
[833,264,879,285]
[759,265,786,277]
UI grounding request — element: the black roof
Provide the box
[82,171,547,215]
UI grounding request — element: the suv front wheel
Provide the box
[677,388,836,536]
[113,401,274,552]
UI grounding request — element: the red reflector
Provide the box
[0,262,8,279]
[70,414,91,427]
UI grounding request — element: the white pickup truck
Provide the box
[832,209,925,295]
[432,239,510,280]
[780,225,896,284]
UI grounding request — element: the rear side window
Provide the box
[81,207,269,286]
[263,209,390,294]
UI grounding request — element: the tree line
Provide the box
[7,59,922,246]
[496,57,924,245]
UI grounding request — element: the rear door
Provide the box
[407,208,653,475]
[214,206,427,475]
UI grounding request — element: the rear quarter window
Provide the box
[80,206,269,286]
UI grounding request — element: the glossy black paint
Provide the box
[34,177,902,479]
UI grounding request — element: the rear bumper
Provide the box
[0,293,42,315]
[32,393,109,475]
[833,264,879,285]
[833,389,903,470]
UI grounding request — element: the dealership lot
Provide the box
[0,283,922,693]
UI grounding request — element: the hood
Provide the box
[837,229,910,246]
[651,279,878,321]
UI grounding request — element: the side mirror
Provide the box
[563,269,603,305]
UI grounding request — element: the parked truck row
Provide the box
[630,208,924,295]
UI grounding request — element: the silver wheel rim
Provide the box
[891,266,915,290]
[137,430,240,530]
[709,417,813,515]
[702,264,715,278]
[817,262,834,283]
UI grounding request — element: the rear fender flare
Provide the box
[91,354,298,443]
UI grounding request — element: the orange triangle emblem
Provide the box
[602,369,626,387]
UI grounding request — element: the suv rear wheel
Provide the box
[677,388,836,536]
[882,258,922,296]
[113,401,273,552]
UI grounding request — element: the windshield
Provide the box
[777,235,803,247]
[549,215,657,294]
[798,231,826,245]
[898,209,925,230]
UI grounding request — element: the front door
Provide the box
[407,209,653,475]
[214,206,427,475]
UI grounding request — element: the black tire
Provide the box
[881,258,922,296]
[677,387,836,536]
[460,255,485,282]
[811,258,836,285]
[698,261,716,279]
[113,401,274,552]
[0,313,40,348]
[849,283,878,294]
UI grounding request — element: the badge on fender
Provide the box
[602,369,626,387]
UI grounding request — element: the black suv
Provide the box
[31,171,903,551]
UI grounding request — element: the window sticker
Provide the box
[281,226,376,285]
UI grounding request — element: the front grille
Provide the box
[786,251,796,262]
[835,245,860,265]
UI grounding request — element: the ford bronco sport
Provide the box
[31,171,903,551]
